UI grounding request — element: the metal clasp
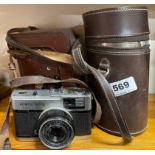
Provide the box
[98,58,110,77]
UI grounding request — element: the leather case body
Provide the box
[7,29,80,81]
[83,6,150,135]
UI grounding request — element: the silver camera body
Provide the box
[11,87,92,149]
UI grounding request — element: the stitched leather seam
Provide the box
[87,52,150,56]
[72,40,132,140]
[96,124,147,135]
[86,64,130,138]
[72,46,87,74]
[74,48,90,74]
[72,50,86,74]
[77,49,90,73]
[95,70,130,138]
[72,44,128,137]
[85,32,149,38]
[87,49,150,55]
[74,51,88,74]
[83,8,147,17]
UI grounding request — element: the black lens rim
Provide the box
[46,126,66,143]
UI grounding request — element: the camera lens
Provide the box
[38,109,74,149]
[47,127,65,143]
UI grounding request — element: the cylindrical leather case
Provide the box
[83,6,150,135]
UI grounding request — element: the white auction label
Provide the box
[110,76,138,97]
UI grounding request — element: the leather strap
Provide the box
[11,76,102,124]
[71,40,132,142]
[0,101,11,150]
[6,28,132,142]
[6,27,74,65]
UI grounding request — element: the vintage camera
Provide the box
[11,87,92,149]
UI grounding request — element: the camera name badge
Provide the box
[110,76,138,97]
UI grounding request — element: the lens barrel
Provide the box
[38,109,74,149]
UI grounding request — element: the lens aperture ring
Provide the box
[38,109,74,150]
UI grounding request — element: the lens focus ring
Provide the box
[38,109,74,149]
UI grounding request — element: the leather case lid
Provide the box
[9,29,76,53]
[83,6,150,39]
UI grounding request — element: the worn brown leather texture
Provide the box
[83,6,149,39]
[83,6,150,135]
[7,28,81,83]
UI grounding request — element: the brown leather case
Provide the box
[83,6,150,135]
[83,6,149,40]
[7,28,79,81]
